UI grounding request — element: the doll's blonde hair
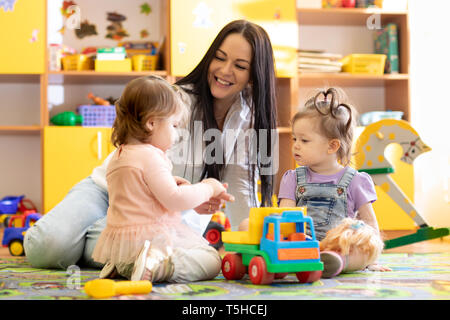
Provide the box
[320,218,384,265]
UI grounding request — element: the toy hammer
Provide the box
[84,279,152,299]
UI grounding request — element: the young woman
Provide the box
[24,19,278,270]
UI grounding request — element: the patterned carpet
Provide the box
[0,253,449,300]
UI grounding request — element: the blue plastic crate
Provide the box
[77,105,116,127]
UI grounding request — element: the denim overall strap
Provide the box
[295,166,307,185]
[337,166,357,188]
[294,166,355,241]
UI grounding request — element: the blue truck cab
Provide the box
[260,211,321,268]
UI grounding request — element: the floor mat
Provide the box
[0,253,449,300]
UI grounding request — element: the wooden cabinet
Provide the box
[43,127,113,213]
[0,0,46,74]
[0,0,46,209]
[274,6,412,229]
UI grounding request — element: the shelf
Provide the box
[297,7,408,25]
[0,125,42,135]
[48,70,169,85]
[0,74,41,83]
[277,127,292,134]
[298,73,409,87]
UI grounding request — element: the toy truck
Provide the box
[0,195,25,227]
[2,212,42,256]
[221,207,323,285]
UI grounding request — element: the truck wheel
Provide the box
[249,256,274,285]
[9,240,24,256]
[222,253,247,280]
[203,221,224,250]
[296,270,322,283]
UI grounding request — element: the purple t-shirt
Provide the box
[277,167,377,218]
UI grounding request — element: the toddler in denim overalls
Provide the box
[295,165,356,241]
[276,88,391,277]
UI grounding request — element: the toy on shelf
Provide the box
[84,279,152,299]
[77,105,116,127]
[342,0,356,7]
[354,119,450,249]
[2,211,42,256]
[50,111,83,126]
[341,54,387,75]
[221,207,323,285]
[203,211,231,250]
[87,92,111,106]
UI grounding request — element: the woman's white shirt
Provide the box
[90,89,260,231]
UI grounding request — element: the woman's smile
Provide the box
[214,76,234,87]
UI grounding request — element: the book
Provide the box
[298,50,343,61]
[298,64,341,72]
[374,23,399,74]
[97,47,126,54]
[298,69,341,73]
[297,49,343,73]
[298,57,343,67]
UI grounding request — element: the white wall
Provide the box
[409,0,450,228]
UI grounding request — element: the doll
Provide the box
[320,218,385,278]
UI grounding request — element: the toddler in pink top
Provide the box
[92,76,232,282]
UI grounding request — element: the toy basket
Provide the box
[77,105,116,127]
[132,54,159,71]
[62,54,94,71]
[341,54,387,75]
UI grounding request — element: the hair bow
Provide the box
[351,220,365,230]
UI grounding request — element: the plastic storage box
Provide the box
[341,54,387,75]
[62,54,94,71]
[132,55,159,71]
[77,105,116,127]
[95,59,132,72]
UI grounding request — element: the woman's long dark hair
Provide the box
[176,20,277,207]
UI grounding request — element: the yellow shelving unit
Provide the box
[275,5,412,230]
[0,1,413,230]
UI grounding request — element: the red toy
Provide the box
[87,92,111,106]
[342,0,356,7]
[203,211,231,250]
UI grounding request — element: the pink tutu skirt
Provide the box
[91,215,209,265]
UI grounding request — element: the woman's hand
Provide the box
[194,183,235,214]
